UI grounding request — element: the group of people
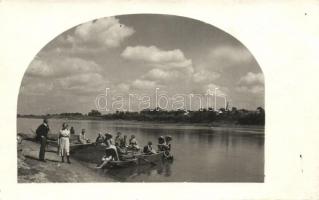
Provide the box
[96,131,172,168]
[35,119,90,164]
[35,118,172,166]
[98,131,172,161]
[95,132,143,162]
[96,132,140,151]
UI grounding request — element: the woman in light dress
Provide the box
[59,123,71,164]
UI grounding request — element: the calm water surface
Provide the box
[17,118,264,182]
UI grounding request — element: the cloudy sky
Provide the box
[18,14,264,115]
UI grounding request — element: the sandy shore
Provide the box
[18,139,113,183]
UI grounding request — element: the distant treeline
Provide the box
[18,107,265,125]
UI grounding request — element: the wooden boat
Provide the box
[104,151,165,168]
[69,142,96,151]
[71,143,174,167]
[70,144,106,163]
[18,133,173,164]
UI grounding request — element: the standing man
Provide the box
[36,118,50,162]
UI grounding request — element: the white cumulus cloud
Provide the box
[20,81,54,95]
[193,69,220,83]
[143,68,179,82]
[236,72,264,94]
[209,45,254,64]
[57,73,107,95]
[69,17,135,48]
[26,57,101,78]
[121,45,192,69]
[236,85,264,94]
[26,59,54,77]
[204,83,228,96]
[116,83,130,92]
[239,72,264,84]
[59,73,103,88]
[23,57,106,96]
[131,79,157,90]
[121,45,198,89]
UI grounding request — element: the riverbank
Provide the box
[18,140,113,183]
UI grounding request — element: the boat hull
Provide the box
[106,158,138,168]
[70,144,106,164]
[104,152,164,168]
[137,151,164,165]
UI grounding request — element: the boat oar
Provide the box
[139,157,156,166]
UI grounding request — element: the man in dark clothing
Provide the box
[36,119,50,162]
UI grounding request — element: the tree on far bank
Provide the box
[88,109,101,116]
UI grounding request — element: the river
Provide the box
[17,118,264,182]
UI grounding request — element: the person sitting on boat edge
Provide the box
[128,134,140,151]
[104,133,113,146]
[115,132,127,156]
[96,133,119,169]
[78,129,90,144]
[114,132,123,147]
[120,135,127,148]
[115,134,128,159]
[104,133,119,161]
[95,132,105,145]
[143,141,156,155]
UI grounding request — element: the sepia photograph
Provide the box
[2,0,319,199]
[16,14,265,183]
